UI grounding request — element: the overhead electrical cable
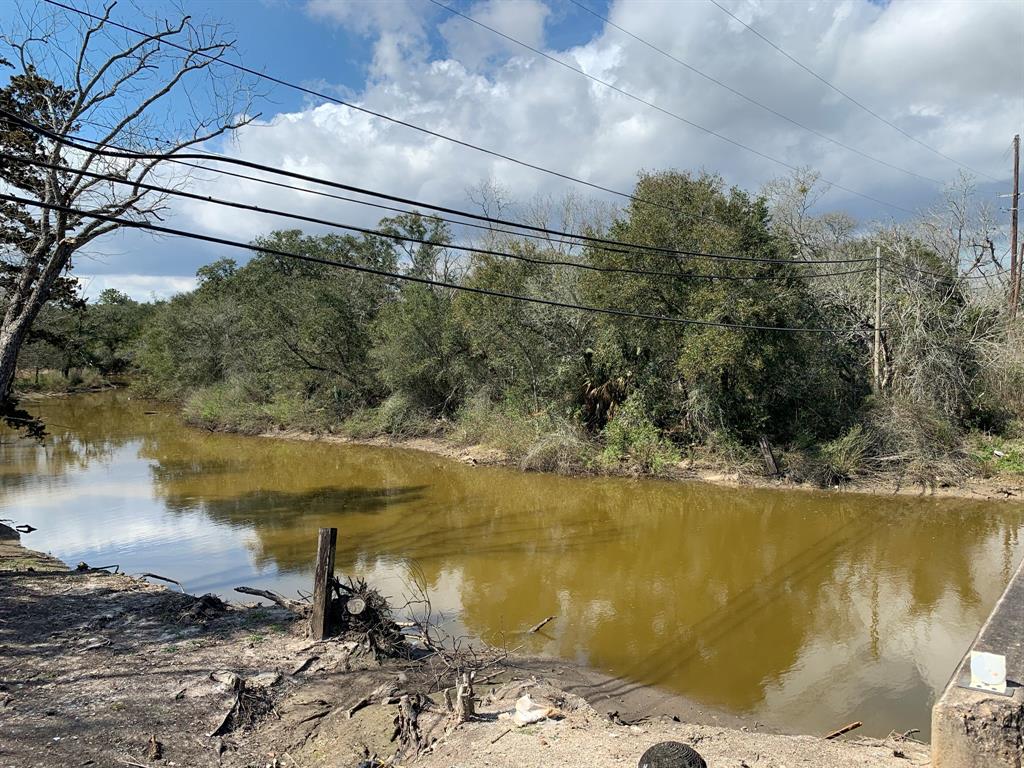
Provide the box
[1,191,863,334]
[1,109,879,266]
[9,116,996,284]
[161,157,1003,282]
[566,0,942,185]
[47,0,917,244]
[427,0,916,214]
[705,0,997,181]
[883,261,1009,283]
[3,154,874,283]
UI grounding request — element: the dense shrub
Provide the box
[79,170,1022,484]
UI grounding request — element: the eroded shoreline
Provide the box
[0,534,929,767]
[259,426,1024,503]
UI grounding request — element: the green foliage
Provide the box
[370,217,469,415]
[14,367,105,394]
[581,170,860,443]
[137,229,398,414]
[31,169,1018,485]
[600,393,680,475]
[13,286,152,394]
[815,424,873,484]
[970,435,1024,477]
[341,394,435,439]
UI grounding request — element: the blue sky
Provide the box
[2,0,1020,299]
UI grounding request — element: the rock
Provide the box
[210,671,243,692]
[249,672,282,689]
[931,689,1024,768]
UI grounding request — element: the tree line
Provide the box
[21,170,1023,486]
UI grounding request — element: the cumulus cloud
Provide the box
[440,0,551,70]
[165,0,1020,269]
[78,273,198,302]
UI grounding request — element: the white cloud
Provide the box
[306,0,430,79]
[440,0,551,70]
[78,273,198,302]
[175,0,1021,253]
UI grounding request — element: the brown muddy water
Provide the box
[3,391,1023,739]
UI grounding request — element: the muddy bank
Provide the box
[262,426,1024,503]
[0,536,929,767]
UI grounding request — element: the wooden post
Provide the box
[758,435,779,477]
[873,245,881,393]
[310,527,337,640]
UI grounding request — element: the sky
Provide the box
[3,0,1022,300]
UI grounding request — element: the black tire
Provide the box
[638,741,707,768]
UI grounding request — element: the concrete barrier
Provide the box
[931,556,1024,767]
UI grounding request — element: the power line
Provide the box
[883,260,1009,284]
[37,0,768,234]
[706,0,997,182]
[1,191,861,334]
[1,108,878,266]
[169,159,873,279]
[566,0,942,187]
[4,153,874,284]
[157,154,1002,282]
[8,113,997,285]
[428,0,916,214]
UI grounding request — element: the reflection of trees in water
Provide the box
[133,405,1024,724]
[0,392,143,496]
[461,493,1023,720]
[139,427,439,571]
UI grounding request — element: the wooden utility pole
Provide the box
[873,245,882,394]
[310,527,338,640]
[1011,134,1021,317]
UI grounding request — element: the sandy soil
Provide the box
[264,427,1024,503]
[0,533,931,768]
[420,680,929,768]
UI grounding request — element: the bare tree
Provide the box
[765,170,1012,399]
[0,1,255,430]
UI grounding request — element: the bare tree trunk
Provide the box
[0,301,51,401]
[0,319,30,401]
[0,3,253,428]
[0,241,70,401]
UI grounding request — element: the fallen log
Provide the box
[235,586,309,615]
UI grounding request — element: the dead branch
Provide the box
[448,672,475,728]
[138,572,185,592]
[347,680,401,719]
[234,586,308,615]
[824,721,863,740]
[527,616,557,634]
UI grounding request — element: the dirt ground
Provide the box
[0,534,929,768]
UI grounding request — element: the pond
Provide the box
[3,390,1022,739]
